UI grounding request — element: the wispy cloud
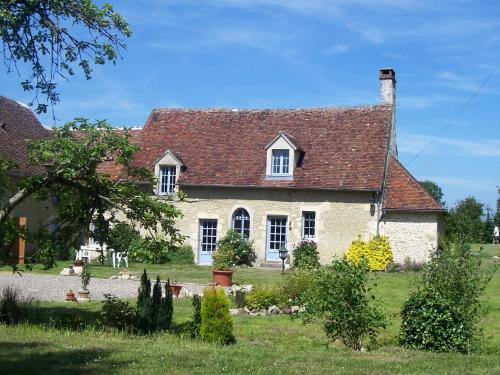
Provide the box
[424,176,497,192]
[398,94,453,109]
[321,44,351,55]
[435,71,485,93]
[399,133,500,157]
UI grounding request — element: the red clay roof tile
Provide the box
[383,155,443,211]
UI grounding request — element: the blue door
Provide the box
[266,216,287,261]
[199,219,217,265]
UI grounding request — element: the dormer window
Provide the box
[159,165,176,195]
[153,149,184,196]
[272,149,290,175]
[265,132,300,179]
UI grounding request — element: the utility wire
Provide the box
[405,62,500,167]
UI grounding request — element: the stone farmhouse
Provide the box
[1,68,444,266]
[0,96,54,256]
[107,68,443,265]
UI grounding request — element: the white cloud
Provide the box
[399,133,500,157]
[424,176,497,192]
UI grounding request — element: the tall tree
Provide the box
[445,196,484,243]
[419,180,445,206]
[495,187,500,225]
[0,0,131,114]
[0,119,183,268]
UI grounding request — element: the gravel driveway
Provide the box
[0,272,209,302]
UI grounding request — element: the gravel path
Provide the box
[0,272,210,302]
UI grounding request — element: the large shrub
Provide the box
[245,287,284,310]
[301,259,387,350]
[200,287,234,345]
[100,294,136,331]
[129,239,194,265]
[292,240,320,269]
[168,244,195,265]
[216,230,256,267]
[346,235,393,271]
[281,268,315,304]
[107,223,140,255]
[399,241,495,353]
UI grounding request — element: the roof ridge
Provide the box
[150,104,393,113]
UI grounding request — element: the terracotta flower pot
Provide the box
[212,269,234,287]
[170,284,182,297]
[78,290,90,301]
[66,290,76,302]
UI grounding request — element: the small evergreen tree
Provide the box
[137,269,152,333]
[157,279,174,330]
[190,294,202,338]
[200,287,234,345]
[151,275,162,331]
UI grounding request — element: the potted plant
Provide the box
[78,263,91,301]
[169,281,183,297]
[211,243,236,287]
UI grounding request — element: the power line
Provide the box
[405,62,500,167]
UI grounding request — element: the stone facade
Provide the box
[172,186,380,264]
[380,211,441,264]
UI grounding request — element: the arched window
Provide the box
[232,208,250,238]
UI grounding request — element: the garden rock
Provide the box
[230,308,240,316]
[243,306,251,314]
[73,266,83,275]
[59,268,74,276]
[291,305,300,314]
[268,305,280,315]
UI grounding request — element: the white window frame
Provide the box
[302,211,316,240]
[232,208,250,238]
[271,149,290,176]
[199,219,218,253]
[158,165,176,195]
[267,216,288,251]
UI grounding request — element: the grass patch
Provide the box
[0,244,498,374]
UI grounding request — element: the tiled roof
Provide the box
[132,106,394,190]
[383,155,444,211]
[0,96,51,176]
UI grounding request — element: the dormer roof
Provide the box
[265,132,300,151]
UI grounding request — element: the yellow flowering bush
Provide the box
[346,235,393,271]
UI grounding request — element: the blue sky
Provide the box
[2,0,500,210]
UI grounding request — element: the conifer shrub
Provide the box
[136,269,152,333]
[150,275,162,330]
[292,240,320,269]
[185,294,202,338]
[399,241,496,353]
[200,287,234,345]
[136,270,174,333]
[346,235,393,271]
[159,279,173,330]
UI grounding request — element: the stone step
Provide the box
[259,261,282,269]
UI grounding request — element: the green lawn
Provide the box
[0,261,285,286]
[0,244,499,374]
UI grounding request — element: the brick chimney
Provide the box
[379,68,396,105]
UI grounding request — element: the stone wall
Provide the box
[379,211,440,264]
[171,186,379,264]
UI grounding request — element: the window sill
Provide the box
[264,175,293,180]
